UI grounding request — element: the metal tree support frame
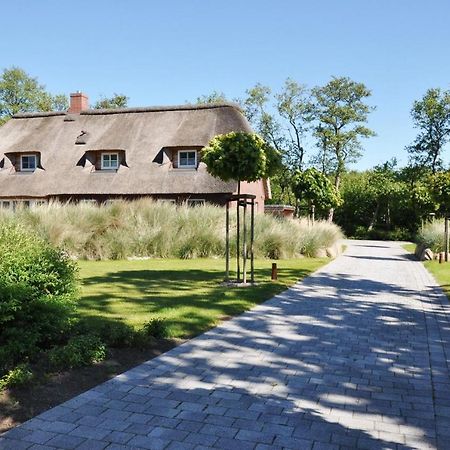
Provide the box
[225,194,256,284]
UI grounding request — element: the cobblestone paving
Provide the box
[1,241,450,450]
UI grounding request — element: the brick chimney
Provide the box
[68,92,89,113]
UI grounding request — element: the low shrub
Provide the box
[417,220,446,252]
[48,335,106,370]
[0,200,343,260]
[142,318,169,339]
[352,226,414,241]
[0,223,78,374]
[0,364,33,390]
[95,321,136,348]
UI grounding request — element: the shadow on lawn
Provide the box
[78,266,315,337]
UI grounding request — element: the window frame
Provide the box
[187,198,205,207]
[20,154,37,172]
[178,150,198,169]
[100,152,120,170]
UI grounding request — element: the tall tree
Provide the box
[93,93,129,109]
[407,88,450,174]
[0,67,67,125]
[275,78,314,171]
[293,168,342,219]
[312,76,375,220]
[242,84,284,152]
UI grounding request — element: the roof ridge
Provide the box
[81,102,243,115]
[11,102,243,119]
[13,111,67,119]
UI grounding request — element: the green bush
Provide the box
[142,318,169,339]
[417,220,445,252]
[94,321,136,347]
[0,364,33,390]
[72,319,136,348]
[48,335,106,370]
[0,223,78,374]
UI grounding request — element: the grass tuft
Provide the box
[0,200,343,260]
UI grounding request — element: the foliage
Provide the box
[74,319,136,348]
[0,364,33,390]
[0,223,78,373]
[201,132,281,188]
[142,318,169,338]
[293,168,342,212]
[0,66,67,125]
[0,200,342,260]
[195,91,228,104]
[416,219,446,253]
[47,335,106,370]
[430,171,450,215]
[93,93,129,109]
[407,88,450,173]
[334,164,436,238]
[312,76,375,192]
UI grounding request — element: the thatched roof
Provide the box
[0,103,252,198]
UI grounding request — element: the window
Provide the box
[178,150,197,169]
[187,199,205,207]
[0,201,11,209]
[20,155,37,172]
[101,153,119,170]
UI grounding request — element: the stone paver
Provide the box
[1,240,449,450]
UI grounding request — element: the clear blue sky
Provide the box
[2,0,449,169]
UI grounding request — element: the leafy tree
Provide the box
[0,66,67,125]
[407,88,450,174]
[334,163,435,238]
[242,84,285,152]
[430,171,450,215]
[275,79,314,170]
[195,91,228,105]
[293,168,342,217]
[366,159,402,230]
[93,93,129,109]
[202,132,281,194]
[312,76,375,220]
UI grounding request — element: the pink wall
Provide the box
[238,180,268,213]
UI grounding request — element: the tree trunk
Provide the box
[368,201,380,231]
[328,172,341,222]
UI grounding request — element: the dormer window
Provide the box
[178,150,197,169]
[20,155,37,172]
[101,152,119,170]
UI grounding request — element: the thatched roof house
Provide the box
[0,93,269,211]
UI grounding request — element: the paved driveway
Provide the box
[1,241,449,450]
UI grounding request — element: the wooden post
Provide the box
[439,252,444,264]
[236,199,240,281]
[445,217,449,262]
[271,263,278,280]
[311,204,315,223]
[242,199,247,284]
[250,198,255,283]
[225,200,230,281]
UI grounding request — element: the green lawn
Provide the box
[402,243,416,253]
[423,260,450,299]
[77,258,327,338]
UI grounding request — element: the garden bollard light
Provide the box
[271,263,278,280]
